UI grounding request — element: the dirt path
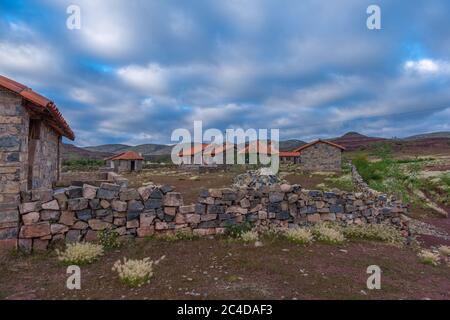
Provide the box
[1,238,449,300]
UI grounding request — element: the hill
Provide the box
[404,131,450,141]
[62,144,113,161]
[330,132,387,151]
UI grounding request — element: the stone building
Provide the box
[106,151,144,172]
[0,75,74,249]
[292,140,345,171]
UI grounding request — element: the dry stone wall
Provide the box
[16,179,408,252]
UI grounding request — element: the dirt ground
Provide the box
[1,237,449,300]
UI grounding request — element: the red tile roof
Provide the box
[238,141,279,154]
[107,151,144,161]
[179,143,210,157]
[279,151,300,157]
[0,75,75,140]
[293,139,346,152]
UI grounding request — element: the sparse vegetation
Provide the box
[311,224,345,244]
[418,249,440,266]
[56,243,104,265]
[284,228,314,245]
[62,158,105,171]
[226,221,254,239]
[342,223,404,245]
[112,256,165,287]
[438,245,450,257]
[239,230,259,243]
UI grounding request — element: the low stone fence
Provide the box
[349,162,380,197]
[16,180,408,252]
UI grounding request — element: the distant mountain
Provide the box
[330,132,387,151]
[62,144,113,161]
[404,131,450,141]
[84,143,173,155]
[279,139,307,151]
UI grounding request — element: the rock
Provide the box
[137,226,155,237]
[41,200,59,210]
[138,185,154,201]
[185,214,201,224]
[20,222,51,238]
[88,219,112,231]
[280,184,292,192]
[87,199,99,210]
[160,185,174,194]
[258,211,268,220]
[76,209,92,221]
[269,192,284,203]
[32,189,53,202]
[33,239,49,251]
[85,230,98,242]
[201,214,217,222]
[19,202,40,214]
[175,214,186,224]
[155,221,169,230]
[100,199,111,209]
[66,230,81,243]
[240,198,251,208]
[59,211,76,226]
[51,224,69,234]
[120,189,140,201]
[82,184,98,199]
[128,200,144,215]
[275,211,290,220]
[209,189,222,198]
[140,212,156,227]
[163,192,183,206]
[68,198,88,211]
[233,169,284,188]
[111,200,127,212]
[330,204,343,213]
[307,213,321,223]
[72,221,89,230]
[179,205,195,214]
[150,189,163,199]
[66,186,83,199]
[22,212,40,225]
[195,204,206,214]
[164,207,177,216]
[126,220,139,229]
[114,218,126,226]
[53,189,68,204]
[193,228,216,236]
[40,210,60,221]
[145,199,162,210]
[18,238,32,253]
[97,183,120,199]
[207,205,225,215]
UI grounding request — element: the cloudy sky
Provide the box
[1,0,449,146]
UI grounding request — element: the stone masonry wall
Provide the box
[31,122,61,189]
[0,87,29,249]
[15,181,408,252]
[299,143,342,171]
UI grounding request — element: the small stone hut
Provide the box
[292,139,345,171]
[106,151,143,172]
[0,75,75,249]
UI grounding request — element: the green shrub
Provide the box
[226,221,254,238]
[98,229,121,250]
[62,158,105,171]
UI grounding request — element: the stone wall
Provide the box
[299,143,342,171]
[15,181,408,252]
[0,87,28,248]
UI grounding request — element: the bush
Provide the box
[226,221,254,238]
[284,228,314,245]
[98,229,121,250]
[239,230,259,243]
[62,158,105,171]
[342,223,404,245]
[112,256,165,287]
[156,230,198,242]
[438,245,450,257]
[56,243,104,265]
[418,250,440,266]
[312,224,345,244]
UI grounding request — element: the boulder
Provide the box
[68,198,88,211]
[59,211,76,226]
[82,184,98,199]
[120,189,140,201]
[22,212,40,225]
[88,219,112,231]
[111,200,127,212]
